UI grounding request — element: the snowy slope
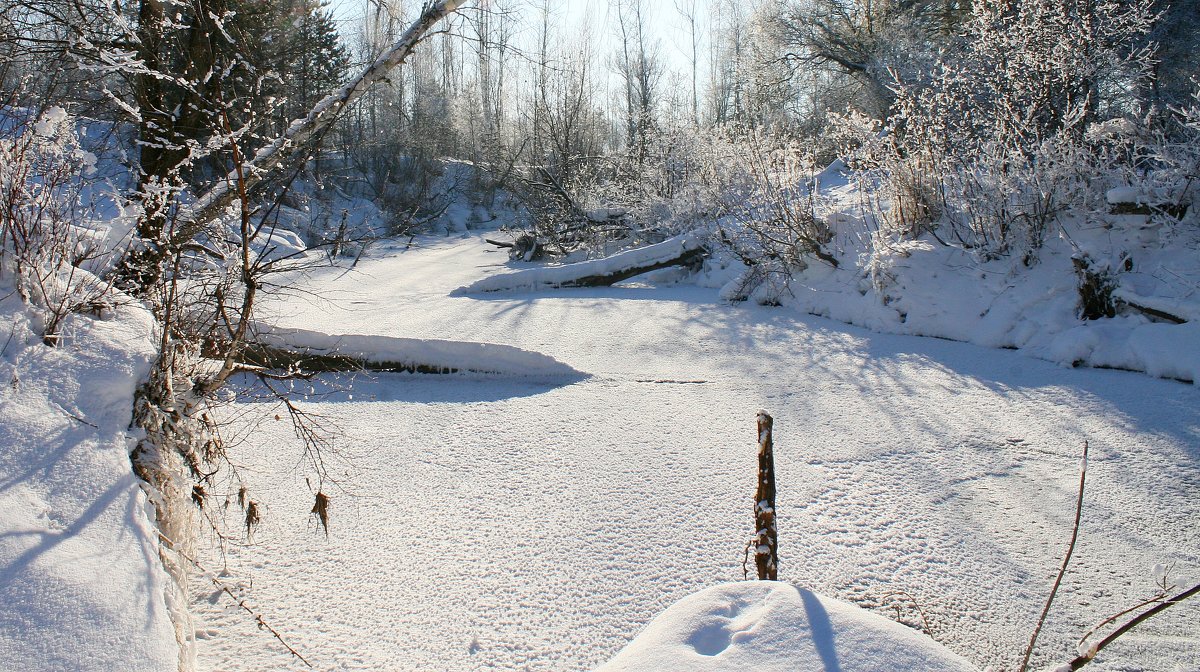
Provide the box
[0,291,179,671]
[746,178,1200,385]
[598,582,979,671]
[192,233,1199,672]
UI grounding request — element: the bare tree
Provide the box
[775,0,970,118]
[613,0,661,166]
[674,0,701,127]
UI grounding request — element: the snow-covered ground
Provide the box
[193,232,1199,671]
[0,291,179,671]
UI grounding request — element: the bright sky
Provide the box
[329,0,713,81]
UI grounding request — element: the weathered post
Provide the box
[754,410,778,580]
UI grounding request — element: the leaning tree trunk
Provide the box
[114,0,469,293]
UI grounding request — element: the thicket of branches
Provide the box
[296,0,1200,268]
[2,0,462,664]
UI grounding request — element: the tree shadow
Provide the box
[799,587,844,672]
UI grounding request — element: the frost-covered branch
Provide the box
[1058,581,1200,671]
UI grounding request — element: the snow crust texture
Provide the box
[598,581,979,671]
[194,234,1199,672]
[0,292,178,671]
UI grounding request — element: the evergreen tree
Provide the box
[262,0,351,133]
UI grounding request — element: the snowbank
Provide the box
[0,292,179,671]
[253,325,586,379]
[598,582,978,672]
[452,234,705,294]
[715,203,1200,384]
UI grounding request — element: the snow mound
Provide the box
[0,292,179,671]
[452,234,705,294]
[254,325,586,379]
[598,582,979,672]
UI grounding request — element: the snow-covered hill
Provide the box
[599,582,978,672]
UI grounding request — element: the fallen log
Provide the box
[238,343,465,374]
[1109,201,1190,219]
[453,234,707,294]
[1112,288,1191,325]
[557,247,704,288]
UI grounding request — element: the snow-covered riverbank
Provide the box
[0,291,180,671]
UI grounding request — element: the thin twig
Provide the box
[882,589,937,638]
[1019,441,1089,672]
[159,534,313,668]
[742,538,753,581]
[1075,593,1169,652]
[55,403,98,428]
[1063,581,1200,670]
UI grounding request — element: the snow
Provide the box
[453,233,705,294]
[32,106,67,136]
[739,197,1200,383]
[0,289,179,671]
[191,233,1199,672]
[597,582,978,671]
[1105,186,1142,205]
[253,324,585,379]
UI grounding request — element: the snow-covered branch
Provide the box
[153,0,468,258]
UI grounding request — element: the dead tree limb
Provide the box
[238,343,465,375]
[1114,297,1188,324]
[457,236,707,293]
[556,248,705,288]
[1062,581,1200,670]
[1020,441,1089,672]
[534,166,589,220]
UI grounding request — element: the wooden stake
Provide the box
[754,411,778,581]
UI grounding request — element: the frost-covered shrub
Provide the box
[715,129,839,272]
[1110,89,1200,223]
[830,110,943,240]
[512,122,741,259]
[0,106,116,343]
[844,0,1158,259]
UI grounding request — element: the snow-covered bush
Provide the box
[844,0,1158,260]
[830,110,942,241]
[1103,88,1200,223]
[510,121,730,259]
[0,106,117,344]
[714,129,838,272]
